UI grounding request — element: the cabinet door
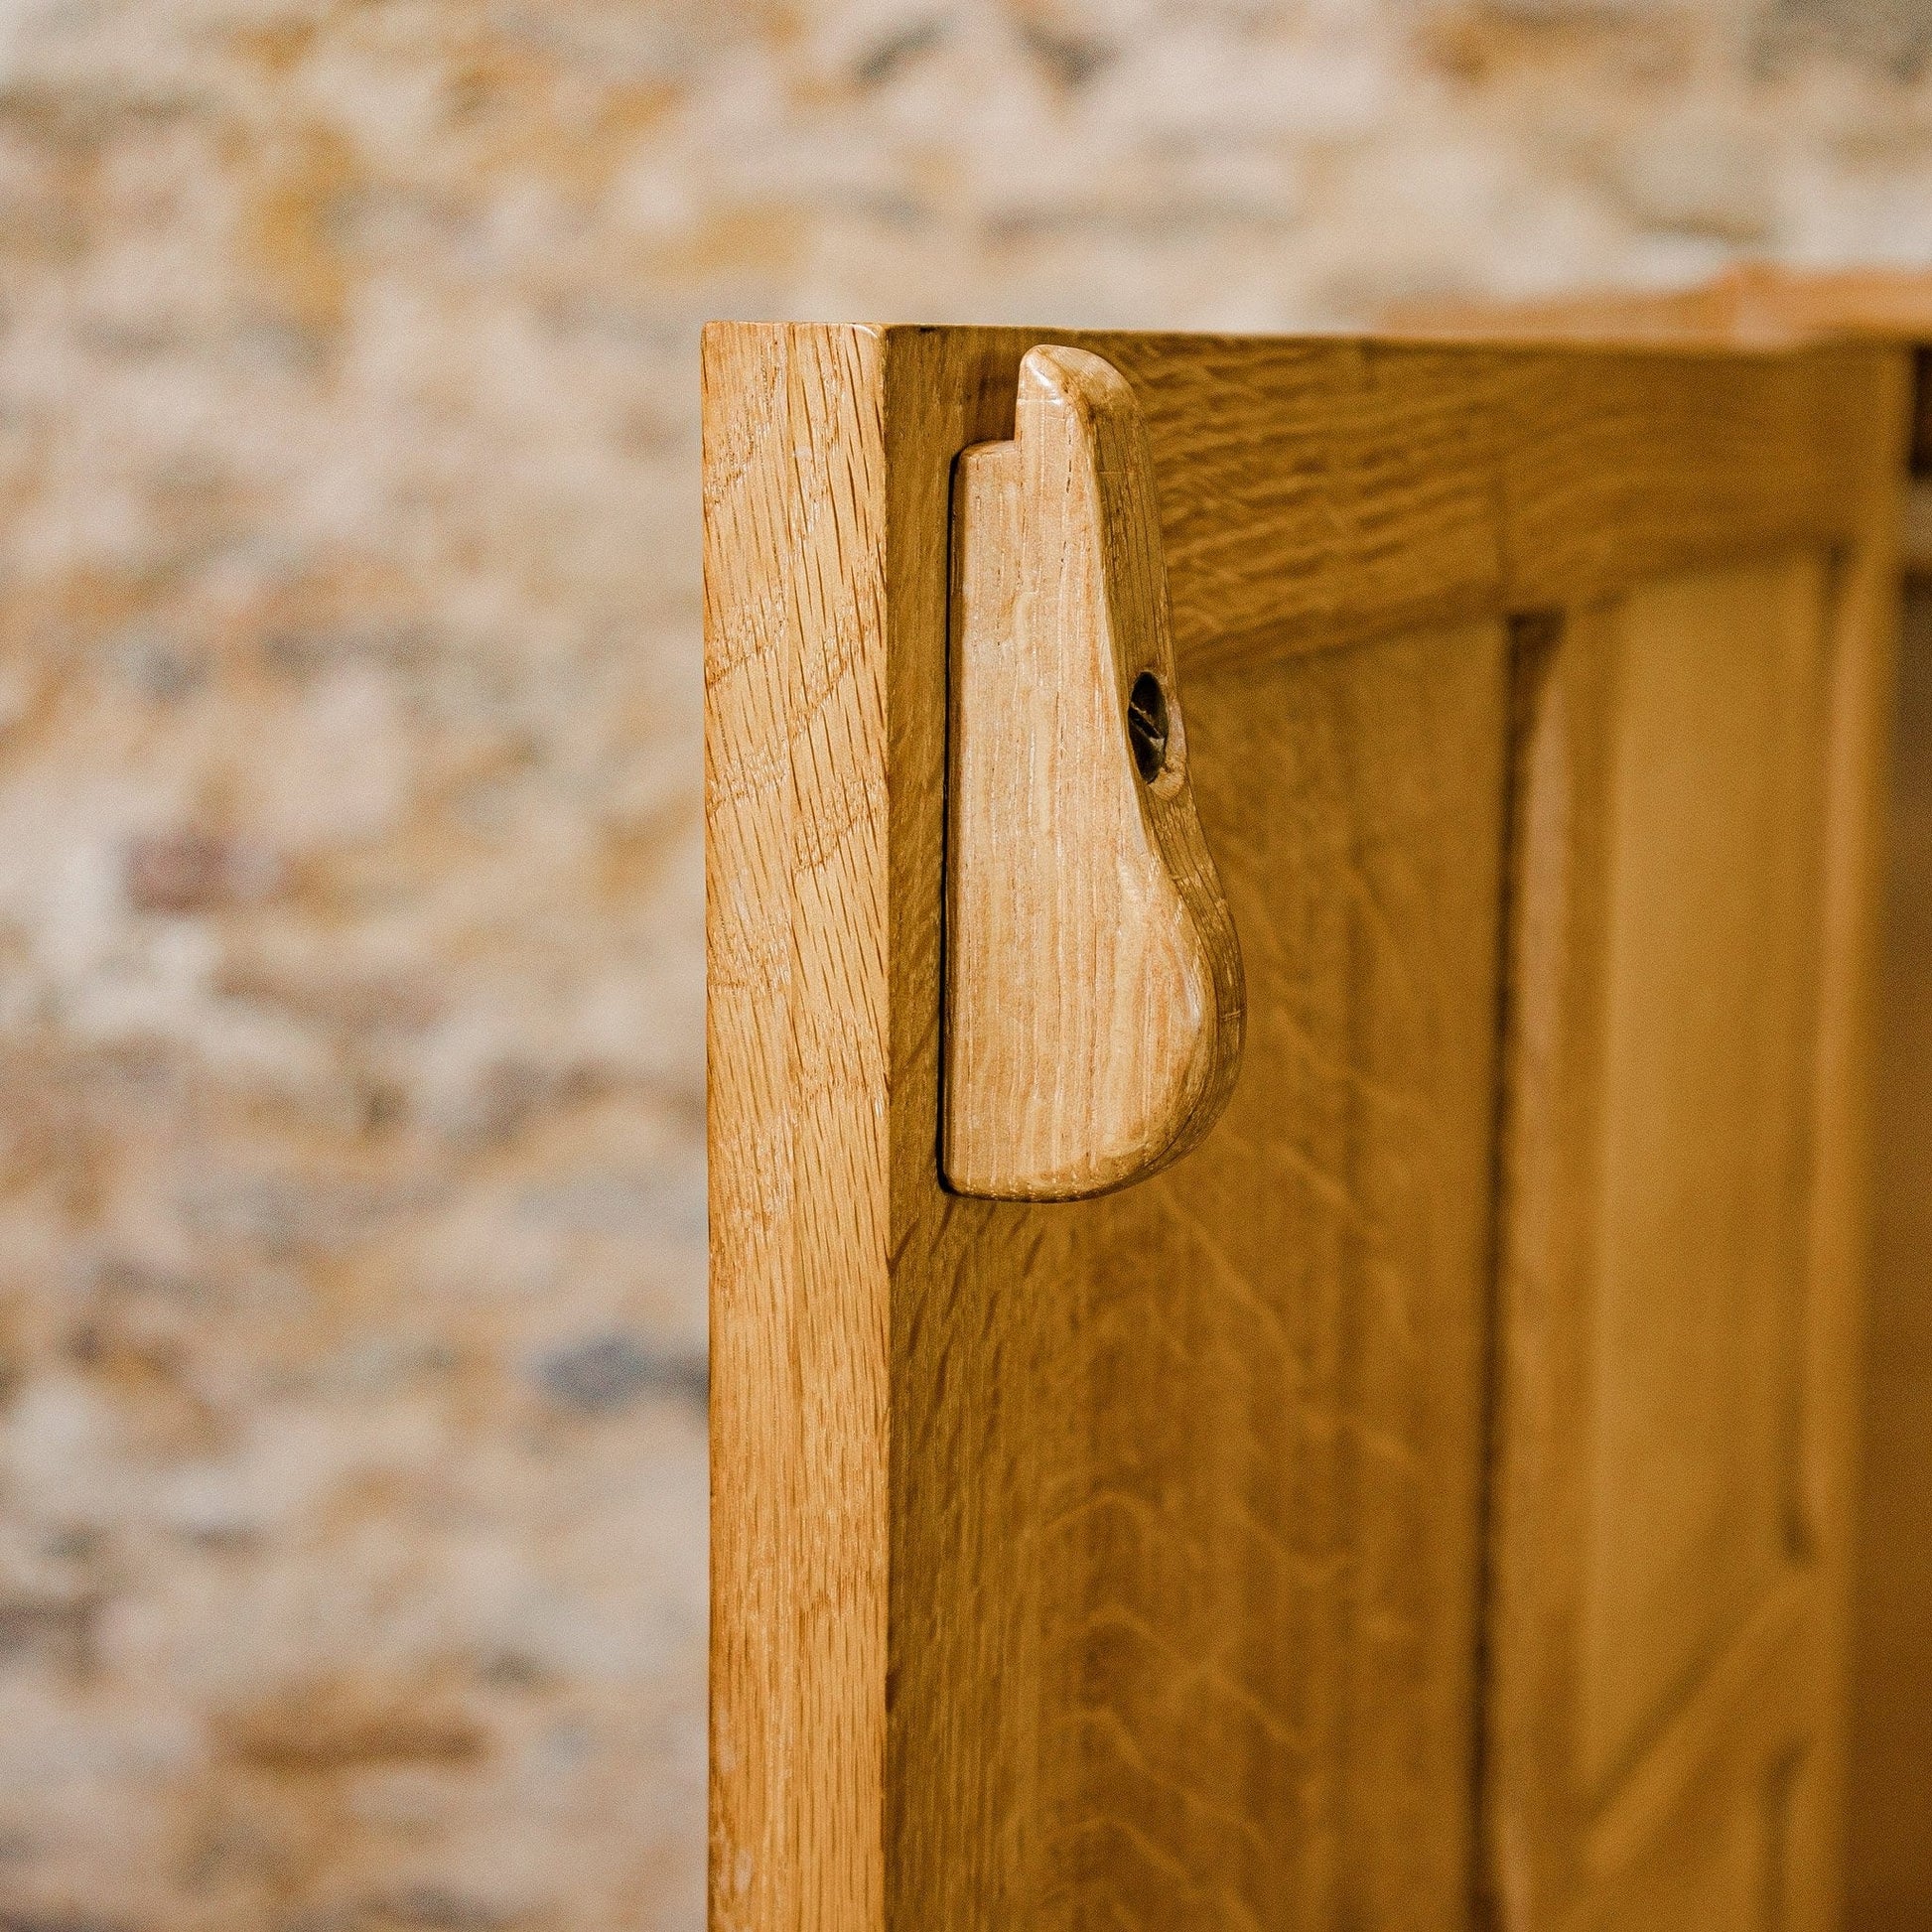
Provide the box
[703,325,1905,1930]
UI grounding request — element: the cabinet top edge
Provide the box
[697,317,1917,366]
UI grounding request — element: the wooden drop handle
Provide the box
[943,345,1245,1200]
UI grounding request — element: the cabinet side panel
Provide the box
[704,322,894,1932]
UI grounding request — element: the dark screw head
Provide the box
[1127,671,1171,783]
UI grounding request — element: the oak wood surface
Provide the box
[704,323,893,1932]
[906,613,1512,1926]
[1847,578,1932,1932]
[703,321,1907,1929]
[944,345,1244,1199]
[1484,552,1897,1932]
[1389,262,1932,348]
[1384,265,1932,1932]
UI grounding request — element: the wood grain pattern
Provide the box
[1797,436,1912,1932]
[1581,557,1832,1795]
[1389,266,1923,1932]
[704,322,892,1932]
[704,321,1908,1929]
[1484,555,1866,1932]
[1849,578,1932,1932]
[945,344,1244,1199]
[904,614,1513,1927]
[1114,337,1883,672]
[1389,261,1932,347]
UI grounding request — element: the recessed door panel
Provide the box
[1488,547,1880,1932]
[1582,555,1830,1790]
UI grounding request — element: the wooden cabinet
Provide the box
[703,319,1911,1928]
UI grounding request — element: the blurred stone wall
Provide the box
[0,2,1925,1928]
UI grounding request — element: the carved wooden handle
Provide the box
[943,345,1245,1200]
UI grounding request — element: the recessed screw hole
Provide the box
[1127,672,1170,784]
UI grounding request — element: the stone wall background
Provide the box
[0,1,1926,1927]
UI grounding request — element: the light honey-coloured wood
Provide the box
[703,320,1908,1930]
[1384,264,1931,1932]
[1854,576,1932,1932]
[1483,555,1879,1932]
[944,345,1243,1199]
[1582,562,1830,1796]
[1390,260,1932,347]
[703,323,891,1932]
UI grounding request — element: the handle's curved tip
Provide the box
[1017,342,1134,412]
